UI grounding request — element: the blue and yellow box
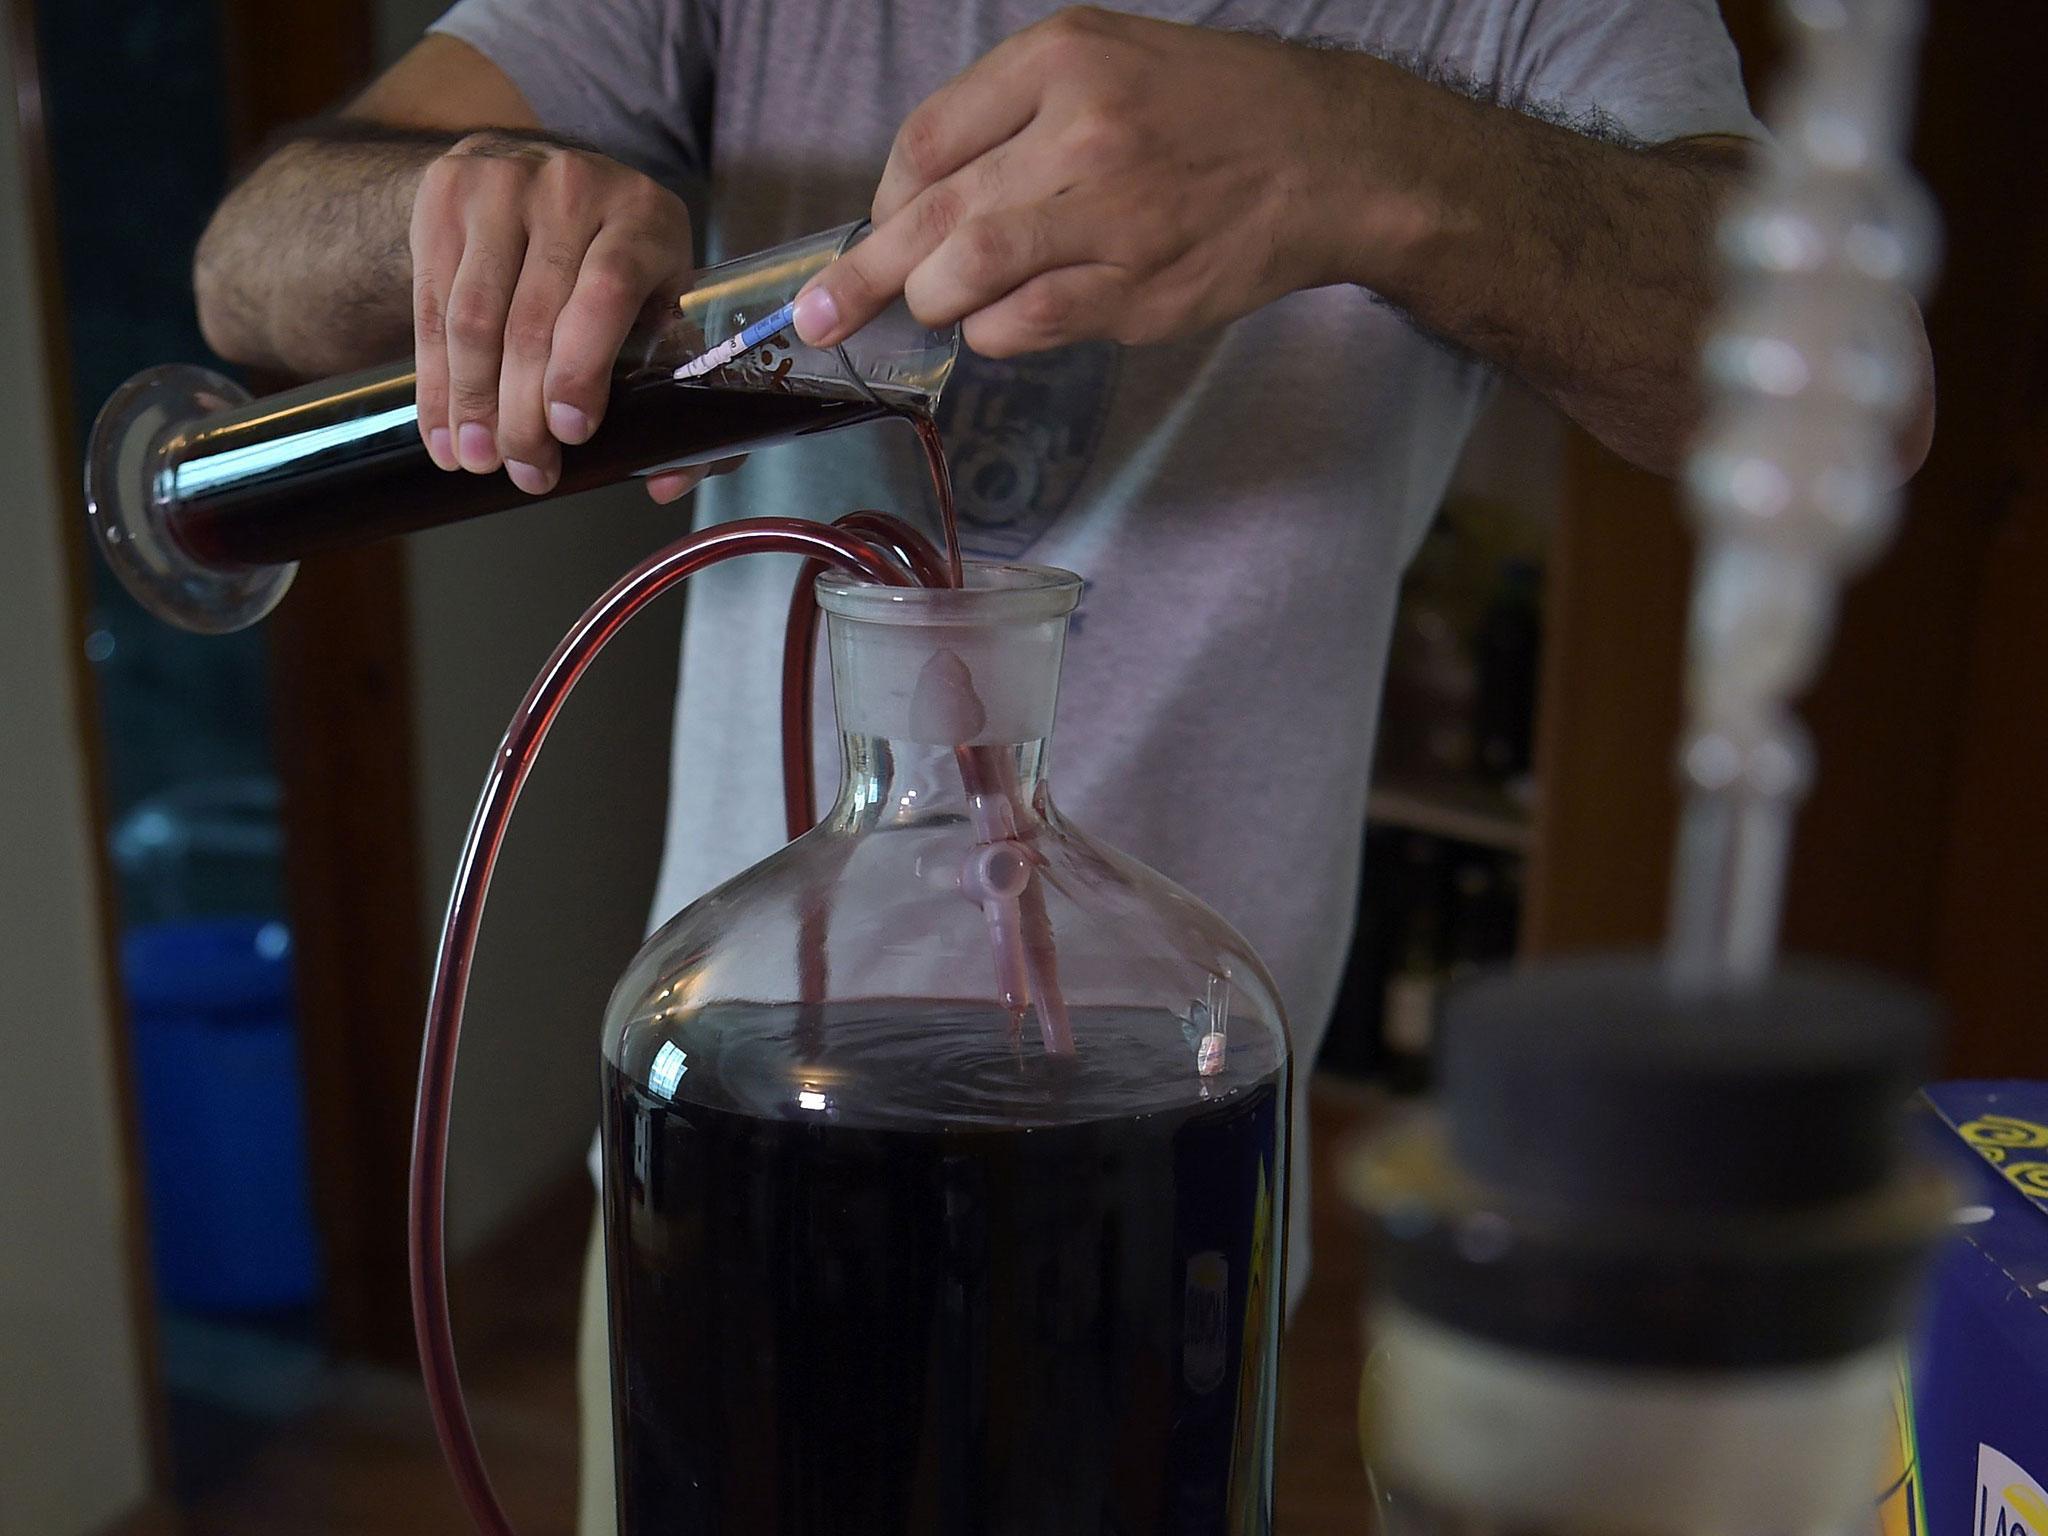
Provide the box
[1899,1083,2048,1536]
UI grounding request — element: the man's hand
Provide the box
[792,7,1355,358]
[410,134,703,499]
[794,6,1930,480]
[194,36,713,504]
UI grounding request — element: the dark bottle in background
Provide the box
[1317,826,1408,1080]
[1321,546,1544,1092]
[1473,559,1542,788]
[1381,838,1450,1094]
[1446,858,1522,979]
[1320,832,1526,1094]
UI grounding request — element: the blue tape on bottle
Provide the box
[672,300,798,381]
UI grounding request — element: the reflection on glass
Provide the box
[648,1042,689,1100]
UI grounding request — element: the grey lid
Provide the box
[1440,954,1937,1213]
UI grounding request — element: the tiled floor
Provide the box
[188,1083,1377,1535]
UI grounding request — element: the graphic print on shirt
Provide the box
[936,339,1119,559]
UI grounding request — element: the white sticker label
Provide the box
[1183,1252,1228,1393]
[1976,1444,2048,1536]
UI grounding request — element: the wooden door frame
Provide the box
[212,0,430,1360]
[1920,0,2048,1079]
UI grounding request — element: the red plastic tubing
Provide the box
[408,517,911,1536]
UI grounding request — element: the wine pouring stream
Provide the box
[87,222,1290,1534]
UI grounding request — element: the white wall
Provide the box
[0,25,157,1533]
[373,0,687,1253]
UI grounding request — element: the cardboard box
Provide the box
[1907,1083,2048,1536]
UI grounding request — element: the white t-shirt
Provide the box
[434,0,1763,1298]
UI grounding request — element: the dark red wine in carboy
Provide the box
[602,1001,1283,1536]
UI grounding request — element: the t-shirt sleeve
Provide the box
[1501,0,1765,147]
[426,0,716,191]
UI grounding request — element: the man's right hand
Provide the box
[409,134,699,500]
[195,36,711,504]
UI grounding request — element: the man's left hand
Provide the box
[791,6,1362,357]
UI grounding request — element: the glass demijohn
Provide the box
[599,563,1291,1535]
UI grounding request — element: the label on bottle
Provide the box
[1183,1253,1229,1393]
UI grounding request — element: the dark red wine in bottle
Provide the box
[167,368,899,568]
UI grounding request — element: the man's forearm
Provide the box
[195,125,473,377]
[1316,53,1753,474]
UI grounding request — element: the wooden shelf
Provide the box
[1366,774,1534,854]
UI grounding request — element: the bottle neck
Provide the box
[820,580,1071,833]
[828,733,1053,832]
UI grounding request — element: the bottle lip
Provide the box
[816,560,1082,626]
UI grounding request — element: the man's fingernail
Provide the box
[505,459,552,495]
[427,427,455,470]
[457,422,498,473]
[793,285,840,346]
[646,468,706,505]
[548,401,591,443]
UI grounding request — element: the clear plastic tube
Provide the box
[408,517,912,1536]
[780,510,952,840]
[415,485,1061,1535]
[781,513,950,1019]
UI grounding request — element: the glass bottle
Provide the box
[600,562,1292,1535]
[1351,957,1951,1536]
[85,221,957,634]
